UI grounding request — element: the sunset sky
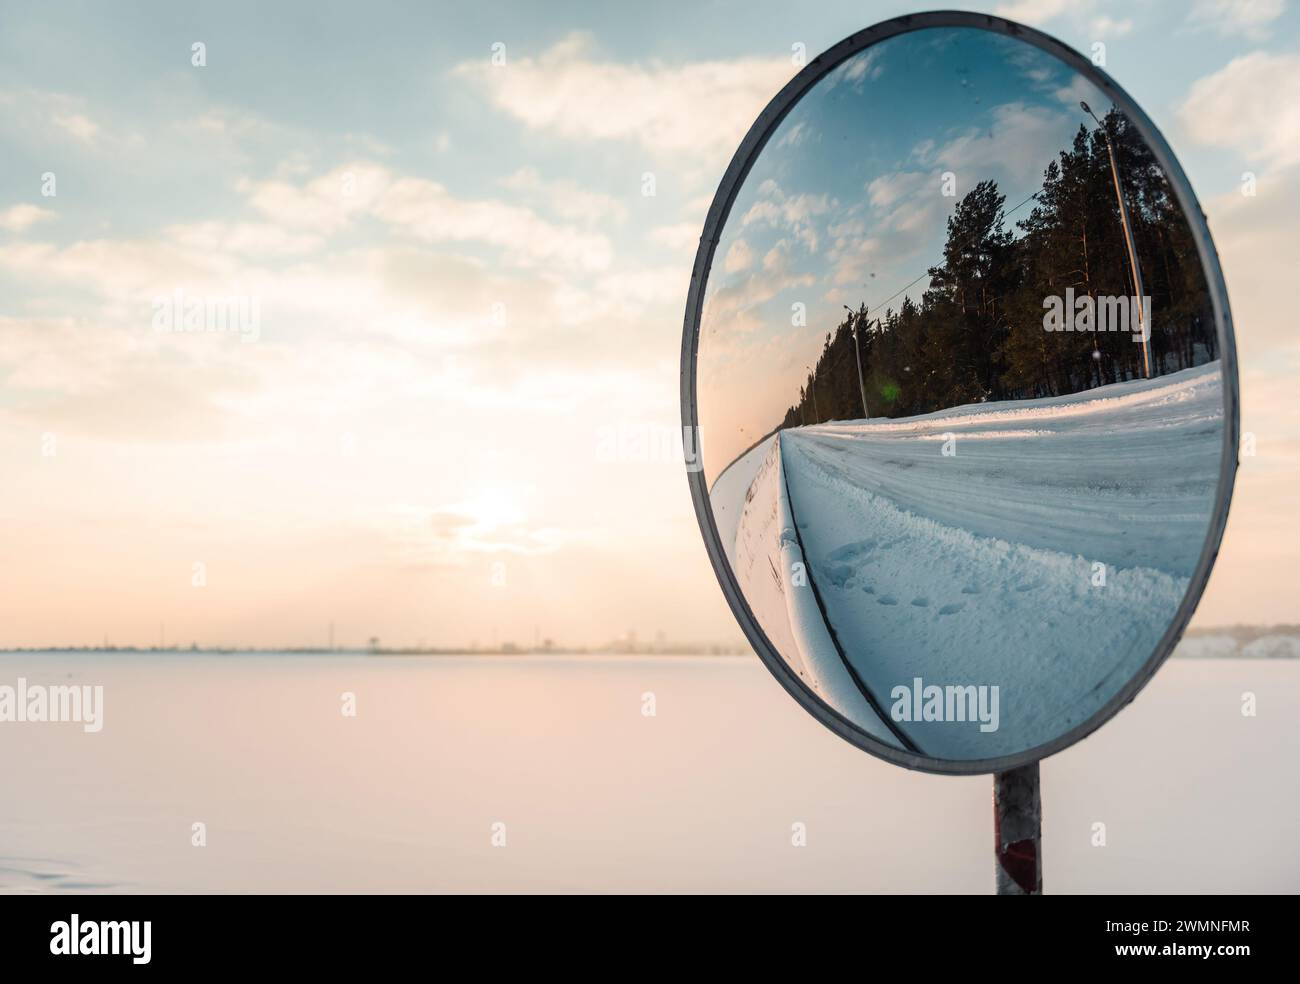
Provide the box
[1,0,1297,648]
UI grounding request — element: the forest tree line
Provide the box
[781,111,1217,429]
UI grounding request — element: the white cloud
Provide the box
[994,0,1080,22]
[242,162,613,272]
[1204,174,1300,358]
[647,222,699,255]
[373,174,612,272]
[830,235,883,287]
[700,239,814,336]
[774,120,810,149]
[1188,0,1287,41]
[995,0,1130,38]
[1179,53,1300,169]
[239,162,390,235]
[0,200,679,396]
[822,49,886,94]
[164,221,324,257]
[923,101,1070,187]
[841,49,884,82]
[867,172,928,210]
[833,173,950,286]
[723,238,753,273]
[0,203,55,233]
[53,111,99,144]
[0,238,234,303]
[1091,15,1134,36]
[739,180,833,253]
[761,242,788,273]
[0,89,134,153]
[453,32,792,162]
[1052,75,1099,109]
[552,265,688,331]
[500,166,628,225]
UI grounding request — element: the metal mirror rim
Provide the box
[679,9,1240,775]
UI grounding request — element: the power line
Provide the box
[868,270,930,313]
[1004,188,1041,218]
[863,190,1041,316]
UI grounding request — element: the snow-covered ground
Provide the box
[2,650,1297,893]
[710,363,1225,761]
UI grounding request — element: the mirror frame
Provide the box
[680,9,1240,775]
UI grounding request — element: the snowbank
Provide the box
[712,435,905,747]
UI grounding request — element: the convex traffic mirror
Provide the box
[682,13,1238,774]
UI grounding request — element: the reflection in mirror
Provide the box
[698,27,1225,762]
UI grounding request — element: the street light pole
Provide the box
[845,305,870,421]
[1082,101,1152,380]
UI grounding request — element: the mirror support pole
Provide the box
[994,763,1042,895]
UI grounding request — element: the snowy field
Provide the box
[0,650,1295,894]
[711,363,1225,760]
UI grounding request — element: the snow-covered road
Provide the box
[711,362,1224,760]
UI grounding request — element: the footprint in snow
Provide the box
[938,602,965,615]
[827,539,877,564]
[911,597,929,607]
[878,595,899,606]
[823,563,854,588]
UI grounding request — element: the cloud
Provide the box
[53,111,99,144]
[993,0,1080,22]
[0,232,680,453]
[1091,15,1134,37]
[994,0,1129,38]
[701,239,814,336]
[1052,75,1098,109]
[739,180,834,253]
[821,49,887,93]
[0,238,238,304]
[0,314,260,441]
[239,163,388,234]
[834,174,952,290]
[830,234,883,287]
[867,172,929,211]
[500,166,629,225]
[1179,53,1300,170]
[922,101,1071,188]
[164,221,324,257]
[242,162,613,272]
[1188,0,1287,41]
[0,133,685,389]
[1202,169,1300,359]
[452,32,792,162]
[1190,126,1300,628]
[774,120,810,149]
[0,204,55,233]
[0,89,129,152]
[374,174,613,272]
[724,238,753,273]
[647,222,699,255]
